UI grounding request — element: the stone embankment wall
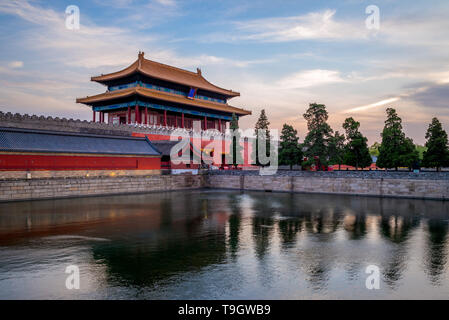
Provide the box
[0,174,203,202]
[206,171,449,200]
[0,169,161,180]
[1,171,448,202]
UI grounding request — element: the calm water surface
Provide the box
[0,190,449,299]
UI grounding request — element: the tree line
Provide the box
[239,103,449,171]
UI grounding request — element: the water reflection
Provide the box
[1,190,449,299]
[425,219,449,285]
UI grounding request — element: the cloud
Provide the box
[0,0,259,70]
[277,69,346,89]
[406,83,449,110]
[343,97,400,113]
[342,79,449,114]
[8,61,24,68]
[201,9,368,43]
[154,0,176,6]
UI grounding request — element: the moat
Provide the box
[0,190,449,299]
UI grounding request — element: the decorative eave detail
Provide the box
[76,86,251,116]
[91,52,240,98]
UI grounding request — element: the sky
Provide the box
[0,0,449,145]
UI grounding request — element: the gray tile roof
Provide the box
[0,127,161,156]
[150,140,180,156]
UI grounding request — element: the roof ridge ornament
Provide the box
[138,51,144,68]
[196,68,202,76]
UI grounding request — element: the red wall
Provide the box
[0,154,160,171]
[132,132,254,167]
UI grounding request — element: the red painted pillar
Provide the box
[93,110,96,122]
[127,106,131,124]
[145,107,148,125]
[182,113,185,128]
[135,105,140,124]
[204,116,207,130]
[164,110,167,127]
[219,119,222,132]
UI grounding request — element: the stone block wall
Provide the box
[0,175,203,202]
[206,174,449,200]
[0,169,161,180]
[1,170,448,202]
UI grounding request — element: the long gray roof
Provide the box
[0,127,161,156]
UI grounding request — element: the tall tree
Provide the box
[328,131,346,170]
[229,113,243,168]
[422,117,449,171]
[342,117,372,170]
[377,108,419,170]
[279,124,302,169]
[302,103,333,169]
[251,109,271,166]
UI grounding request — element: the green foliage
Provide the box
[422,117,449,171]
[377,108,419,170]
[415,145,427,160]
[229,113,243,168]
[328,131,345,169]
[251,109,271,166]
[279,124,302,169]
[342,117,372,170]
[302,103,333,167]
[369,142,380,157]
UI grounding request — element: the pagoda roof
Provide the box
[76,86,251,116]
[91,52,240,98]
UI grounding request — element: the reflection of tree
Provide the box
[379,212,419,287]
[344,214,367,240]
[424,219,449,285]
[252,216,274,259]
[380,214,420,244]
[278,219,301,248]
[251,194,275,259]
[92,231,227,288]
[228,194,242,259]
[303,211,340,237]
[382,246,407,288]
[305,260,330,290]
[159,198,173,228]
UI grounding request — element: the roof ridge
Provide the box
[141,57,199,76]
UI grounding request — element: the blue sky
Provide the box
[1,0,449,144]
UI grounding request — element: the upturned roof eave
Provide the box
[90,55,240,98]
[76,87,251,116]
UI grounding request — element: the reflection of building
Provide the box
[77,52,251,131]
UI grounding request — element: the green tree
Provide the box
[229,113,243,168]
[369,142,380,157]
[422,117,449,171]
[342,117,372,170]
[377,108,419,170]
[415,145,427,160]
[328,131,346,170]
[302,103,333,169]
[251,109,271,166]
[279,124,302,169]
